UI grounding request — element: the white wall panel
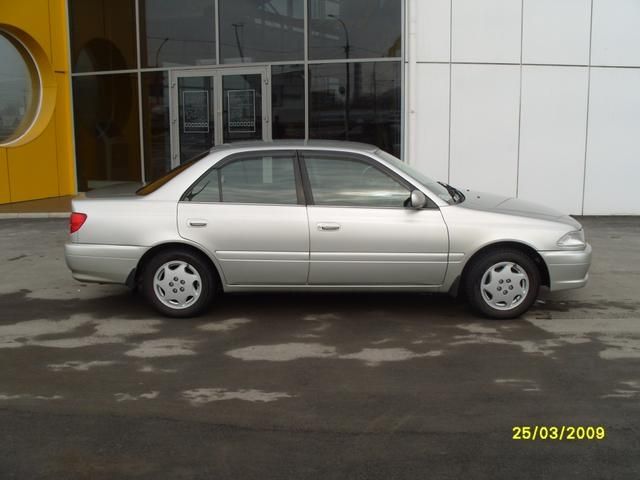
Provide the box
[518,66,588,214]
[451,0,522,63]
[591,0,640,67]
[412,64,450,182]
[416,0,451,62]
[449,64,520,197]
[522,0,591,65]
[584,68,640,215]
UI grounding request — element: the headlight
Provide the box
[557,230,586,249]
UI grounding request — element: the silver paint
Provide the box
[64,141,591,311]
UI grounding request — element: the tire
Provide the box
[464,248,540,320]
[142,249,217,318]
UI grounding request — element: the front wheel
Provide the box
[142,249,217,318]
[464,249,540,319]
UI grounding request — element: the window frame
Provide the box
[180,150,306,206]
[298,150,435,210]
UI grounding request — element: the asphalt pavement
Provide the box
[0,217,639,479]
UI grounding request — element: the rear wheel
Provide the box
[142,249,217,318]
[464,249,540,319]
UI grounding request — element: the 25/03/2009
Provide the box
[513,426,605,441]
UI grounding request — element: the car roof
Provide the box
[208,140,380,155]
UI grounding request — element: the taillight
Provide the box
[70,212,87,234]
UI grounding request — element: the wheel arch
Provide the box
[129,241,224,289]
[452,241,550,297]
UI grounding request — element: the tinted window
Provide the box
[140,0,216,68]
[309,62,402,157]
[69,0,137,72]
[220,155,298,204]
[304,156,409,207]
[308,0,402,60]
[272,65,305,139]
[183,169,220,202]
[219,0,304,63]
[141,71,171,182]
[72,74,141,191]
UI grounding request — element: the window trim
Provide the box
[298,150,436,210]
[180,150,305,205]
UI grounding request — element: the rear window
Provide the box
[136,156,202,196]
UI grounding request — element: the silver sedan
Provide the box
[65,141,591,319]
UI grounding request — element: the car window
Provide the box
[219,154,298,204]
[184,169,220,202]
[304,155,410,208]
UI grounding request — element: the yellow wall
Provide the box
[0,0,75,204]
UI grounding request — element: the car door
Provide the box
[177,151,309,285]
[301,151,449,286]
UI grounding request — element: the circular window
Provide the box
[0,31,40,145]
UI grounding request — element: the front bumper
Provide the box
[65,243,146,284]
[540,243,592,291]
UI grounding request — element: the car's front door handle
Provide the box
[317,222,341,231]
[188,219,208,228]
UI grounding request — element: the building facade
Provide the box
[0,0,638,214]
[0,0,74,204]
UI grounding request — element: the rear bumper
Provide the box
[64,243,146,284]
[540,243,592,291]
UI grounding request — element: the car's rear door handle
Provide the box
[188,219,208,227]
[317,222,341,231]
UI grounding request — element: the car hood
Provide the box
[84,182,142,198]
[457,189,582,229]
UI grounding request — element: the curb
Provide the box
[0,212,70,219]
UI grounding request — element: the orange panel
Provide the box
[7,124,59,202]
[0,149,9,203]
[0,0,75,204]
[55,72,75,195]
[49,0,69,72]
[0,0,52,62]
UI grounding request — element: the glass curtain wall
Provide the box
[69,0,403,188]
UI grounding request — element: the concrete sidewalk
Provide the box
[0,196,73,218]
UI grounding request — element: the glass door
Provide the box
[170,67,270,168]
[171,70,217,167]
[219,67,270,144]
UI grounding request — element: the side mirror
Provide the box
[410,190,428,209]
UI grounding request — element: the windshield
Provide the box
[376,150,457,204]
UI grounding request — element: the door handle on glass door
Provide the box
[188,219,208,227]
[317,223,341,231]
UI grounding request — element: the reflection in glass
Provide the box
[0,33,39,144]
[271,65,305,139]
[72,74,141,191]
[177,75,216,164]
[219,0,304,63]
[69,0,137,72]
[141,71,171,182]
[309,62,401,157]
[220,155,298,204]
[305,156,409,207]
[140,0,216,68]
[222,74,263,143]
[309,0,401,60]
